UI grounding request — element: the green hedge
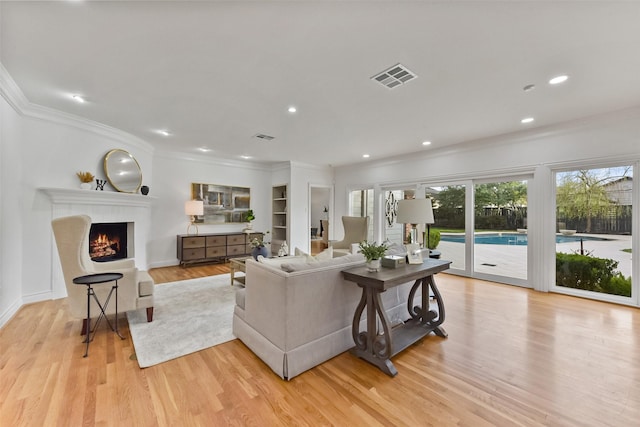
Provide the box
[556,252,631,297]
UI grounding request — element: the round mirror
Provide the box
[103,149,143,193]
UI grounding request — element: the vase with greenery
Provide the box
[250,231,270,260]
[76,171,95,190]
[243,209,256,232]
[358,240,388,272]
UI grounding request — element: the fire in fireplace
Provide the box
[89,222,128,262]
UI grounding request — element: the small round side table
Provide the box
[73,272,125,357]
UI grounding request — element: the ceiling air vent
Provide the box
[371,63,418,89]
[253,133,275,141]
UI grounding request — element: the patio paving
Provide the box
[437,233,632,281]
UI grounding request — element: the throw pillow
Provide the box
[313,246,333,261]
[293,247,319,263]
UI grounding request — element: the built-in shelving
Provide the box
[271,185,289,254]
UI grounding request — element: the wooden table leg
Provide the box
[350,285,397,377]
[407,275,447,337]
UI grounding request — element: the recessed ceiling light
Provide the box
[422,141,432,146]
[288,106,297,113]
[521,117,534,124]
[241,155,251,160]
[549,75,568,85]
[71,94,85,103]
[158,130,170,136]
[362,154,370,158]
[198,147,211,153]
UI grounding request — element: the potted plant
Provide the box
[358,240,388,272]
[250,231,270,260]
[76,171,95,190]
[243,209,256,232]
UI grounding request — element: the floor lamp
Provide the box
[185,200,204,235]
[396,198,435,248]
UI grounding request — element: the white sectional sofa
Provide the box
[232,254,420,380]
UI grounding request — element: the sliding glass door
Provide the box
[473,179,528,282]
[426,185,466,271]
[554,166,633,301]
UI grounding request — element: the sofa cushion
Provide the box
[257,255,306,268]
[138,271,154,297]
[281,253,364,272]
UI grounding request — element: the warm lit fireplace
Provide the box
[89,222,129,262]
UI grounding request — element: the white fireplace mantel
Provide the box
[40,187,155,299]
[39,187,155,207]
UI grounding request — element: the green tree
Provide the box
[556,168,630,232]
[474,181,527,228]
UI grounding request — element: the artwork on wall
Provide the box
[191,183,251,224]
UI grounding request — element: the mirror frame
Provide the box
[103,149,143,193]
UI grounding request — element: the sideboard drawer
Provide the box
[182,248,205,260]
[206,236,226,247]
[206,246,226,258]
[227,244,246,256]
[227,234,246,245]
[183,237,205,248]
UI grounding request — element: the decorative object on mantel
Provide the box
[140,185,150,195]
[76,171,95,190]
[185,200,204,235]
[95,179,107,191]
[243,209,255,233]
[358,240,388,272]
[277,240,289,257]
[103,148,143,193]
[250,233,269,260]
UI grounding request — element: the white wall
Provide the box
[148,152,273,267]
[0,88,24,326]
[289,162,333,253]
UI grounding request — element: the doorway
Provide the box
[310,185,331,254]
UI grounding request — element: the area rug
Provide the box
[126,273,242,368]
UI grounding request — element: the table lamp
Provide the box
[185,200,204,235]
[396,198,434,246]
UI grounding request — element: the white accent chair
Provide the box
[51,215,154,335]
[331,216,369,256]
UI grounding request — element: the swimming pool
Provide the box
[440,233,609,245]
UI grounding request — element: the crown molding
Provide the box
[0,62,154,155]
[153,148,276,172]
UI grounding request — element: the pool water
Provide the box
[440,233,609,245]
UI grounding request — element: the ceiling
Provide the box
[2,1,640,167]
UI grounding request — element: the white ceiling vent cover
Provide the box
[371,63,418,89]
[253,133,275,141]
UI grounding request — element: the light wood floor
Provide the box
[2,265,640,426]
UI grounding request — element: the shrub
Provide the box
[601,274,632,297]
[555,252,631,296]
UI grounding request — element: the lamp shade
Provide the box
[185,200,204,216]
[396,198,434,224]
